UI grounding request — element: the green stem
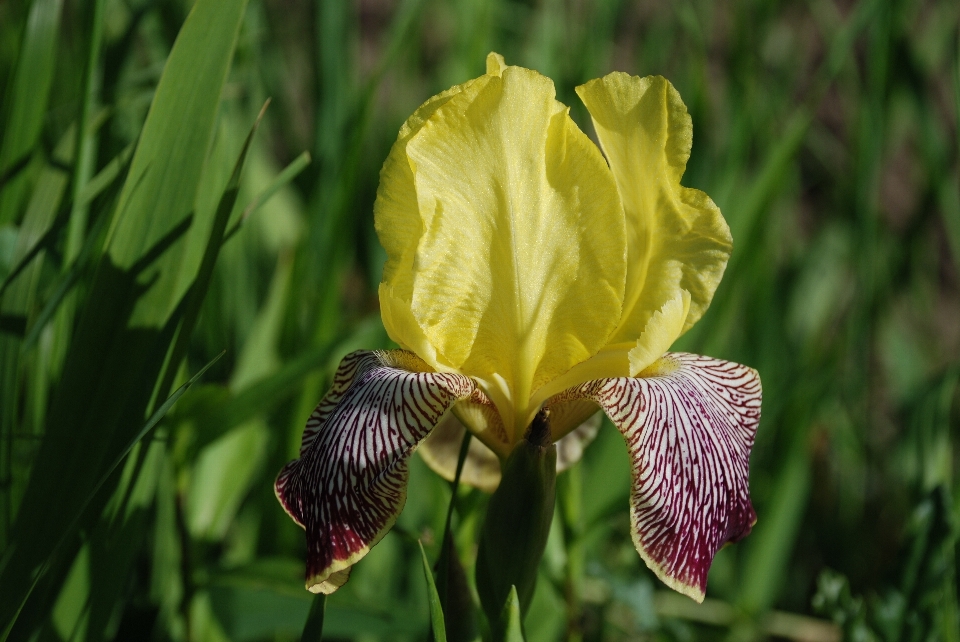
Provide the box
[557,464,583,642]
[476,410,556,637]
[441,430,472,542]
[435,430,477,641]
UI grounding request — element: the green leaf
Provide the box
[300,593,326,642]
[0,0,249,630]
[420,540,447,642]
[0,0,63,226]
[224,150,311,242]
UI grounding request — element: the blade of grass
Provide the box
[0,351,222,641]
[223,149,311,243]
[0,0,63,226]
[420,540,448,642]
[65,0,105,264]
[0,0,249,628]
[300,593,326,641]
[151,99,269,412]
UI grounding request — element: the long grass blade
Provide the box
[152,99,270,410]
[224,150,311,242]
[0,0,249,628]
[420,540,448,642]
[0,0,63,226]
[300,593,326,641]
[0,351,222,640]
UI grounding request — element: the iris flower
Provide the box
[275,53,761,603]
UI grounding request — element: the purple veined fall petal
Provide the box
[274,350,476,594]
[550,352,761,602]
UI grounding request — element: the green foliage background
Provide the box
[0,0,958,639]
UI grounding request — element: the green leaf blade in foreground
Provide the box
[105,1,247,328]
[420,540,447,642]
[0,0,63,226]
[300,594,326,642]
[0,0,249,632]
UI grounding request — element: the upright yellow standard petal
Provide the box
[375,74,488,315]
[628,289,690,376]
[486,51,507,76]
[576,73,732,357]
[377,63,626,439]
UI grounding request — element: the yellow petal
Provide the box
[486,52,507,76]
[375,76,489,305]
[529,289,689,414]
[576,74,731,349]
[380,63,626,438]
[379,282,446,368]
[628,289,690,376]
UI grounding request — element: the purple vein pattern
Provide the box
[275,350,475,593]
[554,352,761,601]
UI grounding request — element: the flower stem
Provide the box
[557,464,584,641]
[475,409,557,637]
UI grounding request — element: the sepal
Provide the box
[551,352,761,601]
[274,350,475,593]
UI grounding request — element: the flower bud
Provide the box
[475,409,556,632]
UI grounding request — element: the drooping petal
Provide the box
[551,353,761,602]
[377,58,627,439]
[274,350,475,593]
[419,412,603,492]
[555,411,603,471]
[576,74,732,361]
[418,414,503,493]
